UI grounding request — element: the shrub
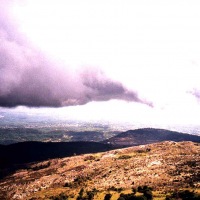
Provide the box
[84,155,96,161]
[118,155,132,159]
[73,176,90,185]
[118,193,134,200]
[108,186,123,192]
[134,197,147,200]
[143,190,152,200]
[137,150,145,153]
[104,193,112,200]
[137,186,152,200]
[63,182,72,187]
[86,191,95,200]
[117,197,125,200]
[132,187,137,195]
[79,188,84,197]
[168,189,200,200]
[50,192,68,200]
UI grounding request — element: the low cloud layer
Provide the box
[0,2,152,108]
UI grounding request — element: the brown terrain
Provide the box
[0,141,199,200]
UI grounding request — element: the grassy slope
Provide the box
[0,141,199,200]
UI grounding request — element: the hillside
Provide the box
[0,141,112,179]
[0,141,199,200]
[0,141,112,164]
[103,128,200,147]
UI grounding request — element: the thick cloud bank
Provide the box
[0,50,152,107]
[0,1,152,108]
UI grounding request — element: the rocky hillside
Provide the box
[0,141,199,200]
[103,128,200,147]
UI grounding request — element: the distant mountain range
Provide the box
[102,128,200,147]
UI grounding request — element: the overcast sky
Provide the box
[1,0,200,127]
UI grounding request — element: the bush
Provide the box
[132,188,137,195]
[118,193,134,200]
[79,188,84,197]
[167,189,200,200]
[104,193,112,200]
[63,182,72,187]
[137,186,152,200]
[118,197,125,200]
[86,191,95,200]
[50,192,68,200]
[134,197,147,200]
[108,186,123,192]
[84,155,96,161]
[143,190,152,200]
[76,188,98,200]
[73,176,90,186]
[118,193,147,200]
[118,155,132,159]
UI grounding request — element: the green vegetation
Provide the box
[107,186,123,193]
[28,184,200,200]
[104,193,112,200]
[166,189,200,200]
[76,188,98,200]
[116,186,153,200]
[49,192,68,200]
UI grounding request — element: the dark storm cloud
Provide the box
[81,70,153,106]
[0,1,152,108]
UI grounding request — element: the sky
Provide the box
[1,0,200,128]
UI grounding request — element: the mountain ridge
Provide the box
[0,141,112,179]
[102,128,200,147]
